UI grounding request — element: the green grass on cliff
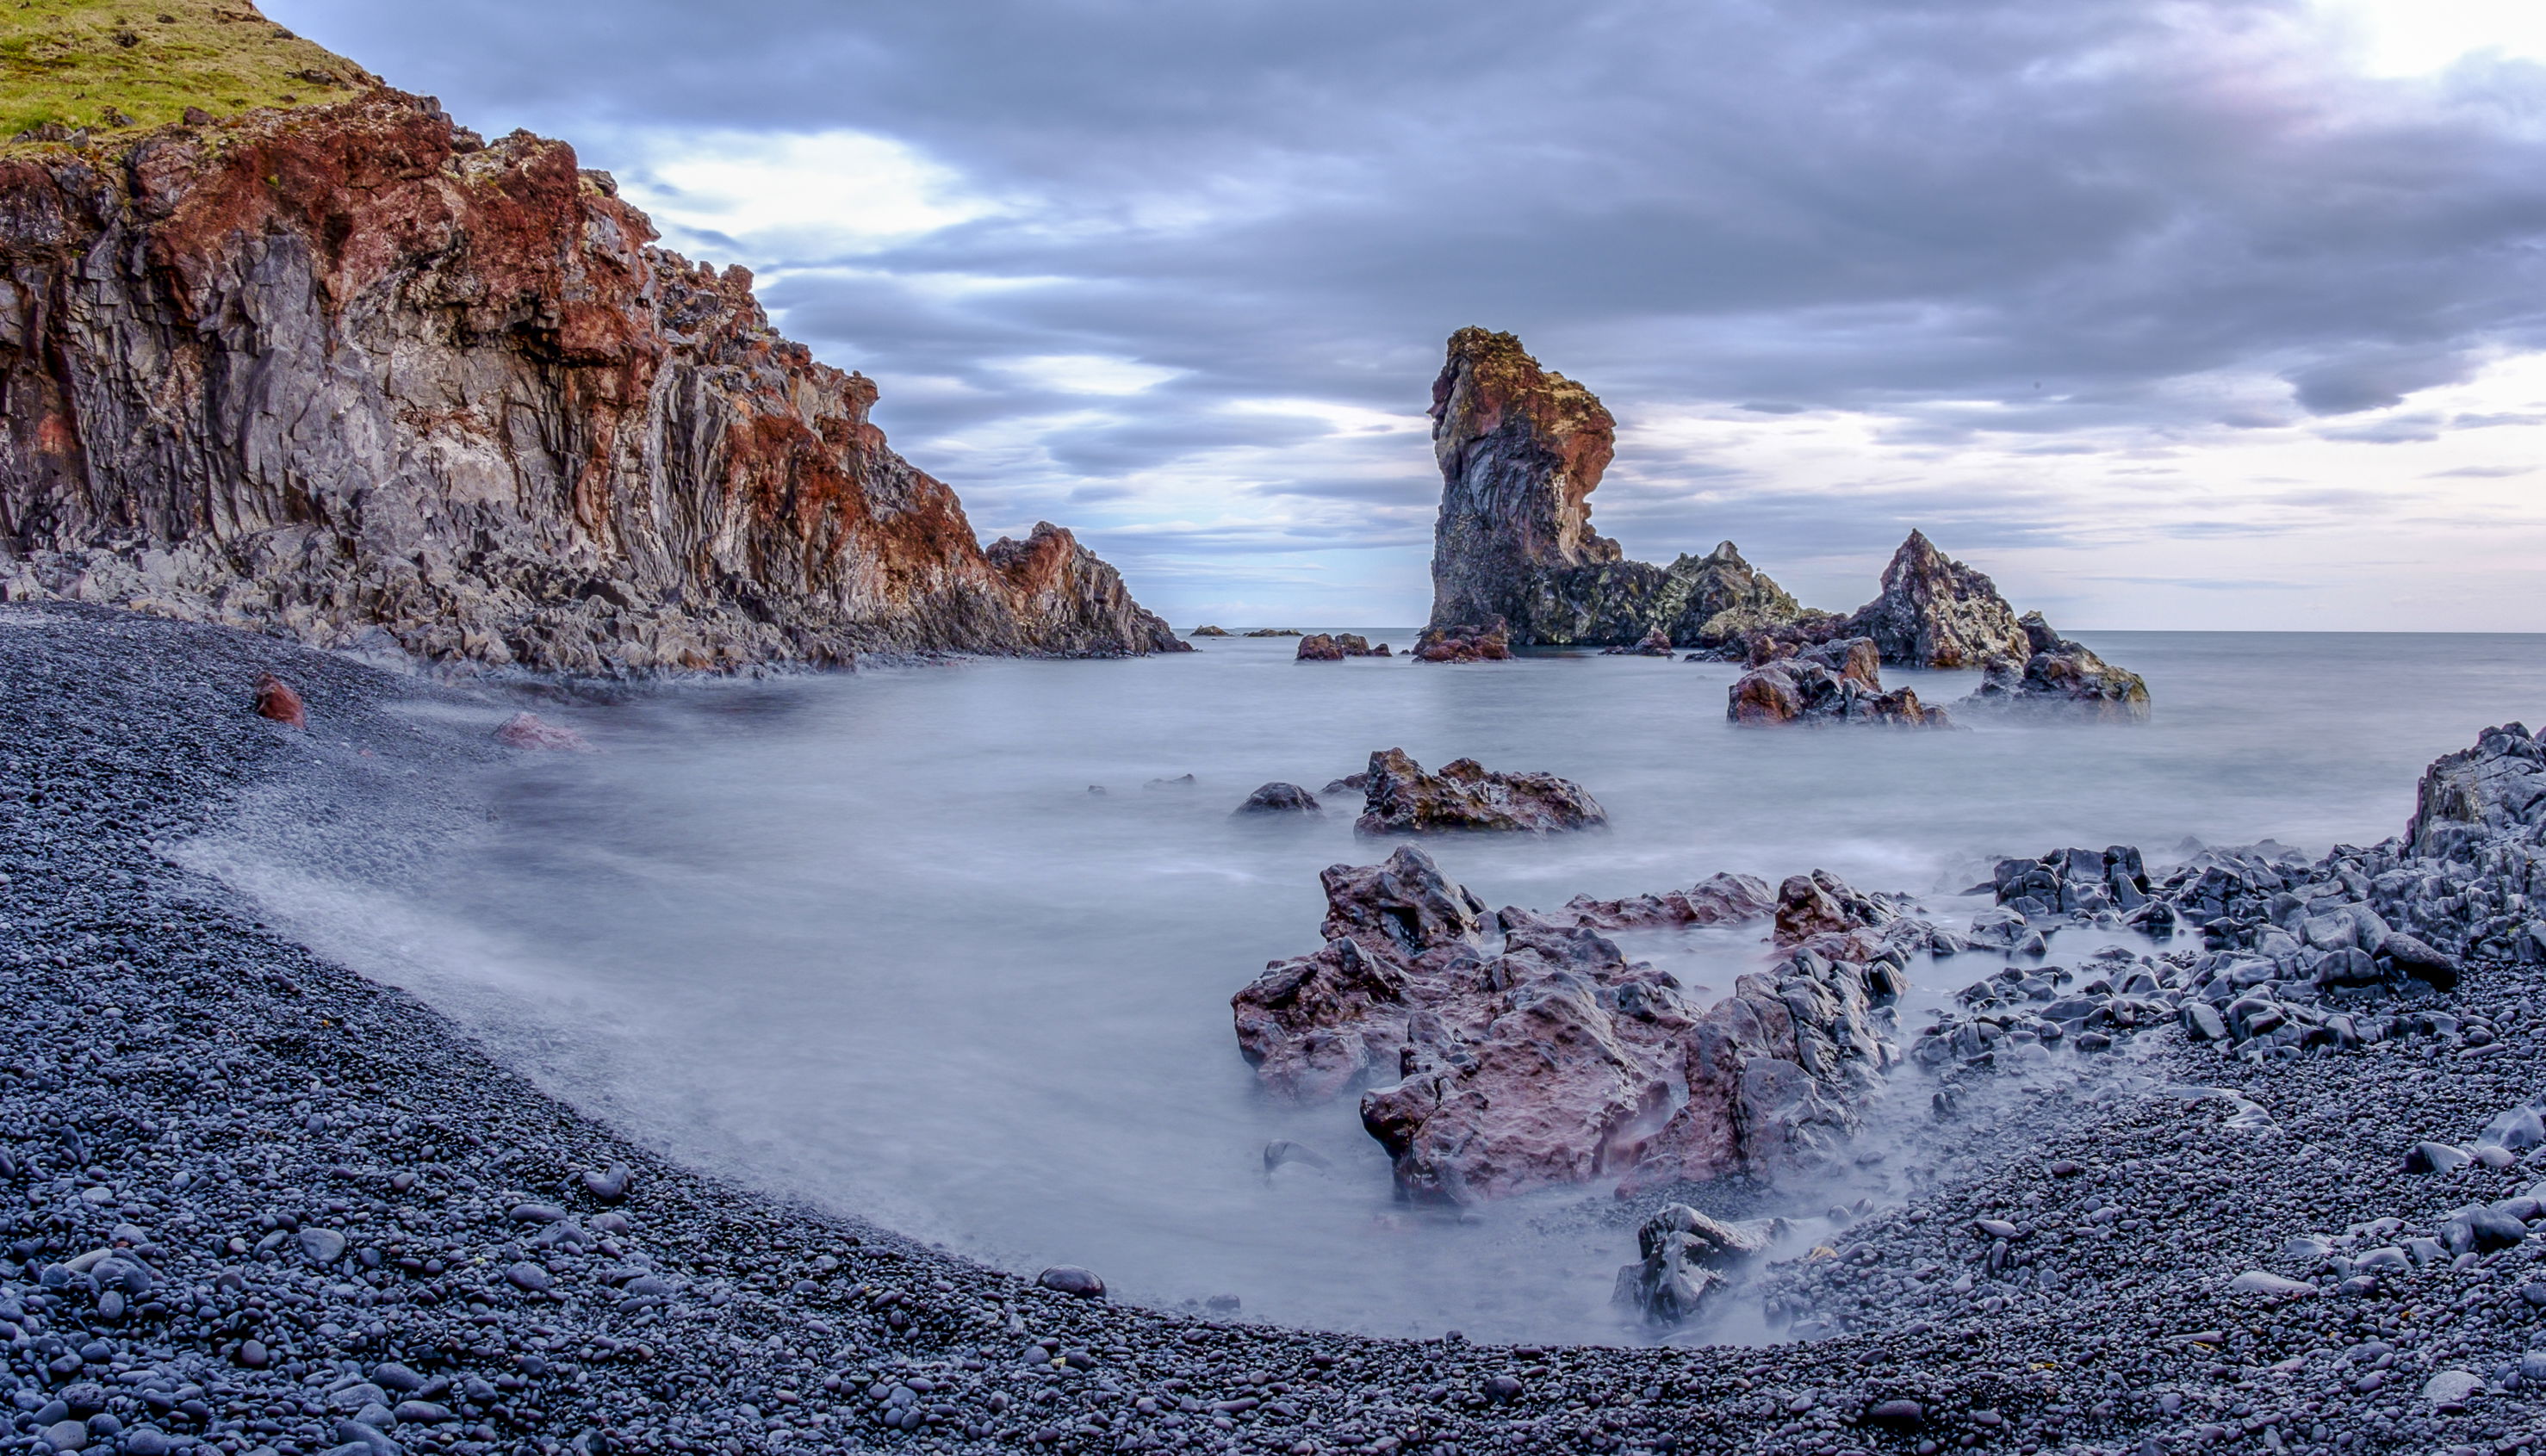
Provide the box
[0,0,376,145]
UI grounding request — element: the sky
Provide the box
[264,0,2546,631]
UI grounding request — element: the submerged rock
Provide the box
[1838,530,2030,669]
[1726,637,1952,728]
[1355,748,1607,835]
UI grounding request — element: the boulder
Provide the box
[1234,783,1321,815]
[1296,634,1347,661]
[1612,1205,1781,1327]
[1774,870,1902,947]
[1413,622,1513,662]
[1961,614,2150,722]
[253,674,307,728]
[1839,531,2031,668]
[1189,625,1230,636]
[1726,637,1952,728]
[1355,748,1607,834]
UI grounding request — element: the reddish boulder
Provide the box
[1297,634,1347,661]
[253,674,306,729]
[1355,748,1607,835]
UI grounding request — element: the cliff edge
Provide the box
[0,87,1185,671]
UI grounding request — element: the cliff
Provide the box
[0,88,1184,672]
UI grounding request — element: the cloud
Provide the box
[264,0,2546,627]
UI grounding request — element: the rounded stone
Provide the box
[1036,1266,1104,1298]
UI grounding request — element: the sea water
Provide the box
[192,631,2546,1343]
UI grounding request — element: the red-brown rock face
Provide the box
[0,93,1184,672]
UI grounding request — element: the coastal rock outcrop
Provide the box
[1414,331,2143,702]
[1726,637,1951,728]
[0,93,1183,672]
[1838,531,2030,669]
[1233,847,1922,1203]
[1962,613,2151,722]
[1354,748,1607,835]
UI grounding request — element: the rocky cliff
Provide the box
[0,90,1184,672]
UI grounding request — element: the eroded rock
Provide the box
[1963,613,2150,722]
[252,674,306,729]
[1413,622,1514,662]
[1611,1204,1782,1327]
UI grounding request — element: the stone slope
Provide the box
[0,90,1183,672]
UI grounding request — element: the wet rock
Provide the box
[1774,870,1903,947]
[1236,783,1322,815]
[1601,625,1674,657]
[1354,748,1607,835]
[493,711,589,750]
[580,1163,632,1201]
[1036,1266,1105,1298]
[1189,625,1230,636]
[254,674,307,728]
[1296,634,1347,661]
[1837,531,2030,668]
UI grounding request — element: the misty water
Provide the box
[192,631,2546,1345]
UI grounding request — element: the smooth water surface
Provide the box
[195,632,2546,1343]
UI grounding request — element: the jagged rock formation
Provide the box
[1963,613,2150,722]
[0,92,1183,672]
[1726,637,1952,728]
[1837,531,2029,669]
[1231,847,1928,1203]
[1354,748,1607,835]
[1417,332,2145,703]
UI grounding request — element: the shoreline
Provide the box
[2,602,2542,1456]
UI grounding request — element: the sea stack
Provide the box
[1417,330,1816,652]
[0,93,1184,672]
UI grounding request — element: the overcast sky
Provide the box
[269,0,2546,630]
